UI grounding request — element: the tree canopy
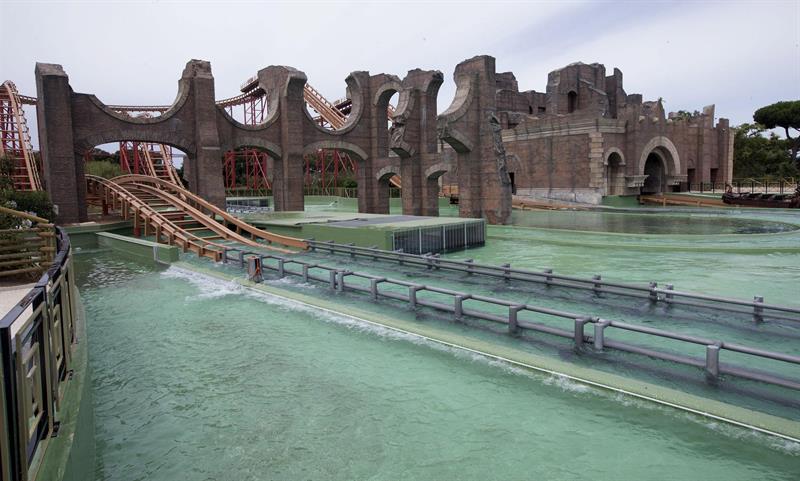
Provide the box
[733,123,798,179]
[753,100,800,167]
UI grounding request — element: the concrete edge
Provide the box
[96,232,179,263]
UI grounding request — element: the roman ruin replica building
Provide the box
[491,62,734,204]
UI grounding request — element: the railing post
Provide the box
[247,256,262,283]
[277,259,285,278]
[574,317,590,350]
[308,238,316,252]
[370,278,380,300]
[592,275,601,294]
[502,263,511,282]
[336,271,345,292]
[593,319,610,350]
[705,344,721,383]
[396,249,404,266]
[369,245,378,262]
[753,296,764,324]
[544,268,553,286]
[508,305,524,335]
[302,264,310,283]
[665,284,674,302]
[454,295,466,321]
[409,285,423,309]
[348,243,356,259]
[425,254,433,270]
[329,270,338,289]
[465,259,474,275]
[648,282,658,303]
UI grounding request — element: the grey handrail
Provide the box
[223,246,800,392]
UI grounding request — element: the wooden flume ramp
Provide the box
[86,174,307,260]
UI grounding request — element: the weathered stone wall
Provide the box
[494,61,732,203]
[35,56,728,223]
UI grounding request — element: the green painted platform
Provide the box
[238,211,486,254]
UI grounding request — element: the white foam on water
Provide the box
[543,374,593,393]
[160,265,800,452]
[162,267,244,300]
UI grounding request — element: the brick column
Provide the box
[35,63,87,223]
[588,131,605,192]
[183,61,225,209]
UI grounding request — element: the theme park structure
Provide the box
[3,76,390,197]
[5,54,735,226]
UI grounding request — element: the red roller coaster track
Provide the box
[0,81,41,191]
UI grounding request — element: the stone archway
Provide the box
[638,137,681,195]
[642,152,667,194]
[604,149,625,196]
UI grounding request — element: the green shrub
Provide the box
[85,160,123,179]
[0,154,14,191]
[0,190,55,221]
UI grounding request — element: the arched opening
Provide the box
[425,167,449,216]
[375,166,400,215]
[303,149,358,197]
[222,147,273,198]
[567,91,578,113]
[81,141,191,220]
[642,152,666,194]
[605,152,625,196]
[83,141,186,187]
[305,80,351,131]
[385,90,402,192]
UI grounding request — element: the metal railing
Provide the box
[222,246,800,394]
[0,227,78,481]
[305,241,800,324]
[303,187,358,198]
[692,178,798,194]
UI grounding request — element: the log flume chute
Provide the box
[86,174,307,260]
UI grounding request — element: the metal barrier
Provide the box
[391,221,485,254]
[222,246,800,393]
[692,178,797,194]
[0,227,78,481]
[305,241,800,323]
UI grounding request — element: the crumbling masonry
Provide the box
[35,56,731,224]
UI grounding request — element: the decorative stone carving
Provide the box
[626,175,649,188]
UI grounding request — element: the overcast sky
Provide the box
[2,0,799,151]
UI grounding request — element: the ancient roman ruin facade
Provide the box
[34,56,732,224]
[491,62,734,204]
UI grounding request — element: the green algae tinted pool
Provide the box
[509,210,799,235]
[77,252,799,481]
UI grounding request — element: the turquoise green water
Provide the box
[79,251,800,480]
[507,209,799,235]
[272,201,800,418]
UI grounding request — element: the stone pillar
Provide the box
[363,73,397,215]
[260,66,306,211]
[588,131,605,193]
[35,63,87,223]
[182,60,226,209]
[422,173,441,216]
[437,55,511,224]
[391,69,443,217]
